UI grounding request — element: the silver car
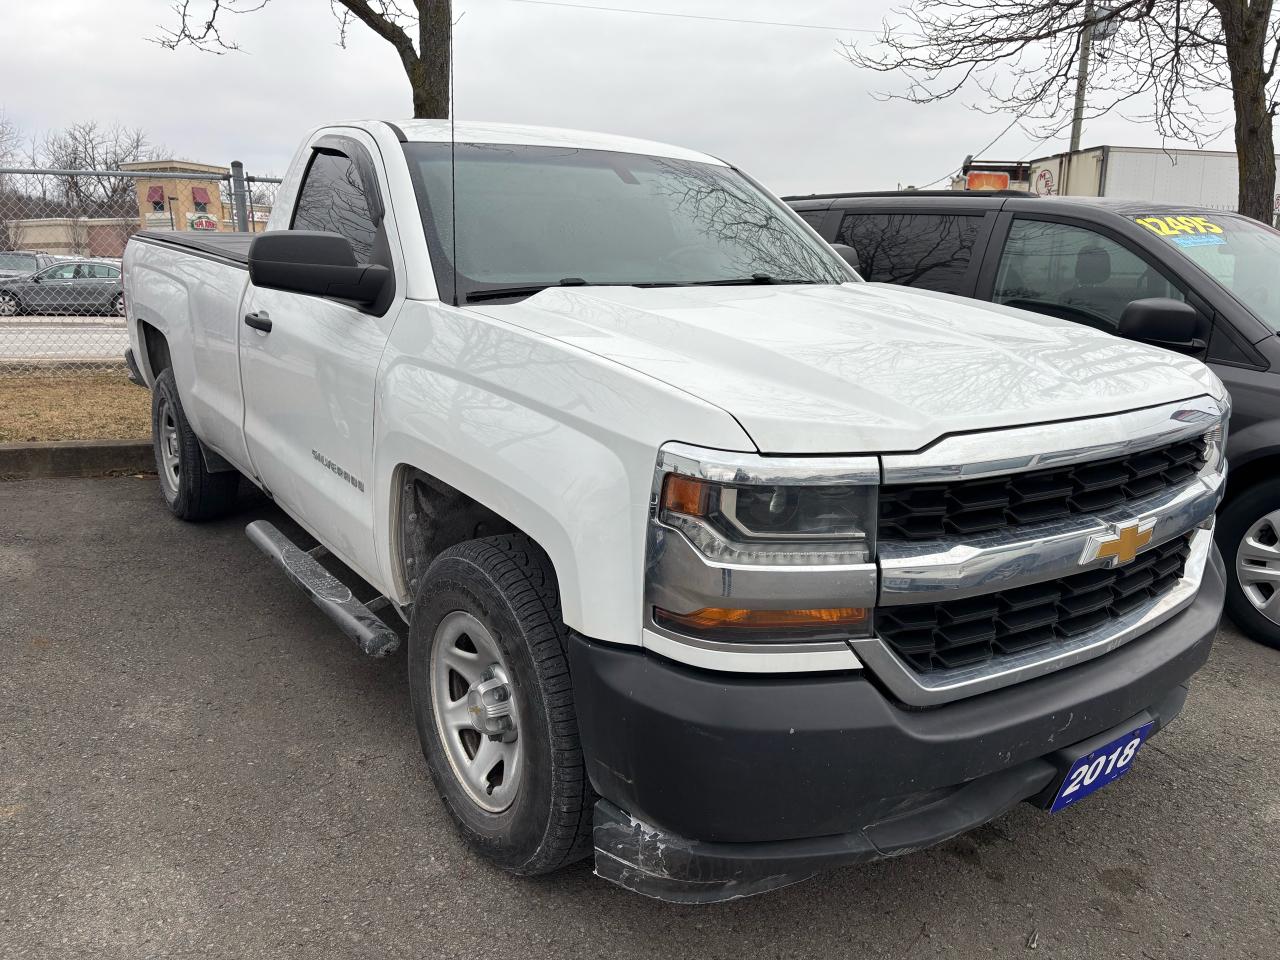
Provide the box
[0,259,124,317]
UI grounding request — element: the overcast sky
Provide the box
[1,0,1236,194]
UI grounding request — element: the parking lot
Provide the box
[1,476,1277,960]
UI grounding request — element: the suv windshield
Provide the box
[1135,212,1280,332]
[403,143,851,303]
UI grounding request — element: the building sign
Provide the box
[188,213,219,231]
[1034,169,1056,196]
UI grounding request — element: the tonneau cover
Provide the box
[134,230,255,265]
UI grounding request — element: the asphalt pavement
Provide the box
[1,477,1277,959]
[0,319,127,362]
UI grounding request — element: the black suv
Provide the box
[787,191,1280,649]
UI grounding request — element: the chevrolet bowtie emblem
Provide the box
[1081,519,1158,568]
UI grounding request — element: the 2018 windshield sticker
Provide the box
[1134,215,1223,237]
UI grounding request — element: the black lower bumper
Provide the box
[569,547,1225,903]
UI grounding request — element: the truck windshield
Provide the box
[402,142,851,303]
[1135,212,1280,332]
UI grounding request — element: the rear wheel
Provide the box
[1217,482,1280,650]
[408,535,595,875]
[151,367,240,521]
[111,292,125,317]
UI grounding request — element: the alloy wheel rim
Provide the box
[1237,508,1280,624]
[115,295,125,317]
[430,610,522,813]
[157,397,181,497]
[0,295,15,316]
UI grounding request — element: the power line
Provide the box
[915,114,1028,189]
[504,0,878,33]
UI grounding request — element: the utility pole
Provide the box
[1064,0,1096,196]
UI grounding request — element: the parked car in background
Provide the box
[0,258,124,317]
[122,120,1229,902]
[788,191,1280,650]
[0,250,62,279]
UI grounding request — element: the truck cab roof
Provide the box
[371,119,726,166]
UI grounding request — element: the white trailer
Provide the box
[1028,145,1279,212]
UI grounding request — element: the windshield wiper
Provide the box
[465,277,594,303]
[683,273,814,286]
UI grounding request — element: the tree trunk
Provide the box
[1234,85,1276,223]
[408,0,451,119]
[1221,0,1277,223]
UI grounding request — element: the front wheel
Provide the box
[0,292,19,317]
[151,367,240,521]
[408,535,595,875]
[1217,482,1280,650]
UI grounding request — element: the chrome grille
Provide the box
[878,437,1208,541]
[876,535,1193,673]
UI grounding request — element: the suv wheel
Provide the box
[408,534,595,875]
[1217,482,1280,649]
[151,368,240,520]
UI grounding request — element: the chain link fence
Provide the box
[0,165,280,377]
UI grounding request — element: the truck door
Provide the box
[238,131,402,583]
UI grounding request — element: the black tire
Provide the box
[1216,481,1280,650]
[150,367,240,521]
[408,534,595,875]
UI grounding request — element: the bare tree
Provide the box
[155,0,452,119]
[0,111,19,166]
[842,1,1280,223]
[39,121,163,216]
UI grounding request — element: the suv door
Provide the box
[832,209,993,296]
[238,131,402,582]
[981,215,1205,348]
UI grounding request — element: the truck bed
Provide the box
[133,230,255,266]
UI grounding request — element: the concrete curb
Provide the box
[0,439,153,480]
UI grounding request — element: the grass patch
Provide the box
[0,374,151,443]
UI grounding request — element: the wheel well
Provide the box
[139,321,171,379]
[395,466,543,600]
[1226,454,1280,505]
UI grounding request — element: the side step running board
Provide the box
[246,520,400,658]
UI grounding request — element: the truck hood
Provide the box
[473,283,1222,454]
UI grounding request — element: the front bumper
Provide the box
[568,545,1225,903]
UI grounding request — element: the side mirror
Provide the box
[1118,298,1205,355]
[830,242,860,274]
[248,230,390,307]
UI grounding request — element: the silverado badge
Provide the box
[1080,518,1158,568]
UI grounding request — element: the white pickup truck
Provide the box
[124,121,1230,903]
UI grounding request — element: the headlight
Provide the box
[646,444,879,643]
[659,473,876,564]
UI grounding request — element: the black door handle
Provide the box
[245,310,272,332]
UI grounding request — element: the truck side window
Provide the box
[995,219,1185,333]
[835,213,981,294]
[291,151,377,264]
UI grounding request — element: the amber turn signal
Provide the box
[655,605,869,633]
[661,473,714,518]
